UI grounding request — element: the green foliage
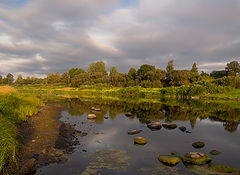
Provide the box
[0,116,17,172]
[137,64,155,81]
[166,60,174,73]
[0,93,42,172]
[68,68,85,79]
[225,60,240,76]
[214,75,240,88]
[168,70,192,86]
[176,83,228,98]
[87,61,108,75]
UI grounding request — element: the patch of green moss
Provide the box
[182,155,211,165]
[208,163,239,173]
[158,156,180,166]
[134,137,147,145]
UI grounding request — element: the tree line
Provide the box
[1,60,239,88]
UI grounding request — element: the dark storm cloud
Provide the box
[0,0,239,77]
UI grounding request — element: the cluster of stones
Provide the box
[87,108,239,173]
[182,152,212,165]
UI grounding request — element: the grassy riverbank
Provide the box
[0,86,42,173]
[17,84,240,100]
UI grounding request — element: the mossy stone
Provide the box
[134,137,147,145]
[182,153,211,165]
[158,156,180,166]
[209,150,221,155]
[208,163,240,173]
[192,141,205,148]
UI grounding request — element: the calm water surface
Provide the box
[37,97,240,175]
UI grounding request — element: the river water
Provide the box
[36,97,240,175]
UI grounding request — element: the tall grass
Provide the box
[0,87,42,173]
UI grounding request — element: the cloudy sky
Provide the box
[0,0,239,77]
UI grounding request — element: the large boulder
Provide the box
[158,155,180,166]
[134,137,147,145]
[182,152,211,165]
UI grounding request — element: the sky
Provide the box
[0,0,239,78]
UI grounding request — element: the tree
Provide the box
[169,70,192,86]
[68,68,85,79]
[0,75,2,84]
[5,73,14,84]
[46,72,61,84]
[87,61,107,75]
[137,64,155,80]
[191,62,198,74]
[109,66,118,77]
[225,60,240,76]
[61,72,70,84]
[15,74,24,85]
[127,67,137,81]
[166,60,174,73]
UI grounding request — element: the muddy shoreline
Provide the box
[16,104,79,175]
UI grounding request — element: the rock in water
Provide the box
[128,130,142,135]
[147,121,162,130]
[134,137,147,145]
[192,141,205,149]
[162,123,178,129]
[209,150,221,155]
[158,156,180,166]
[125,112,133,117]
[179,126,186,132]
[87,114,96,119]
[182,152,211,165]
[94,108,101,111]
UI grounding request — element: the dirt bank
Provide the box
[16,104,78,175]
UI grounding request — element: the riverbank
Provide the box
[0,86,42,174]
[17,84,240,101]
[16,104,79,174]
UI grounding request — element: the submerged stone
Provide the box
[192,141,205,149]
[128,130,142,135]
[158,156,180,166]
[125,112,133,117]
[134,137,147,145]
[209,150,221,155]
[179,126,186,132]
[87,114,96,119]
[147,121,162,130]
[182,152,211,165]
[162,123,178,129]
[208,163,240,173]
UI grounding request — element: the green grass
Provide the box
[0,92,43,173]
